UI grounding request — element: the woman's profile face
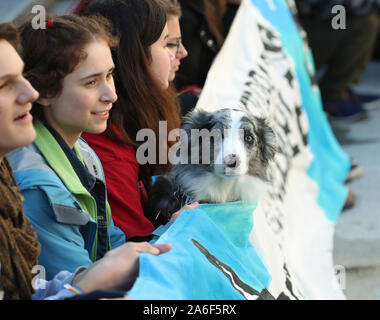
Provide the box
[167,15,188,82]
[41,40,117,147]
[149,24,174,89]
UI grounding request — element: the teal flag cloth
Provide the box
[128,202,274,300]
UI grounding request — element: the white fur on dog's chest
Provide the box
[189,172,268,204]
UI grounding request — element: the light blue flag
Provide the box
[128,202,274,300]
[251,0,350,221]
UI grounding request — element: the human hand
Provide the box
[169,202,199,222]
[73,242,171,293]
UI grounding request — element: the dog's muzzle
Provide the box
[223,154,243,175]
[224,154,241,169]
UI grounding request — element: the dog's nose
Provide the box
[224,154,240,169]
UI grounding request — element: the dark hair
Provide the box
[81,0,181,175]
[156,0,182,18]
[19,14,118,118]
[181,0,226,48]
[0,22,20,52]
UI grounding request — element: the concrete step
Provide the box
[0,0,79,24]
[49,0,79,14]
[343,267,380,300]
[331,62,380,299]
[0,0,55,24]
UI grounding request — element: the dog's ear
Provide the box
[254,117,277,165]
[181,109,217,133]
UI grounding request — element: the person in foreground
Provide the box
[7,13,128,280]
[0,21,172,300]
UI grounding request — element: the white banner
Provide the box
[196,0,347,299]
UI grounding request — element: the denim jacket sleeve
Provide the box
[32,267,87,300]
[109,217,126,249]
[150,222,174,243]
[22,188,94,280]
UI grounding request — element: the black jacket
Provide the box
[296,0,380,18]
[175,0,222,90]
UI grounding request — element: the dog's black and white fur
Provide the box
[145,108,277,227]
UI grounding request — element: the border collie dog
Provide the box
[146,108,277,227]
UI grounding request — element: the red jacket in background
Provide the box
[81,132,155,240]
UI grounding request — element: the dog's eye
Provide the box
[244,135,254,143]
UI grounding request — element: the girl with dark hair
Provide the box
[80,0,185,241]
[7,14,128,280]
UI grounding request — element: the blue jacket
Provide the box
[8,121,125,280]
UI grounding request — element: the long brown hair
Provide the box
[203,0,227,49]
[81,0,181,176]
[18,14,118,119]
[181,0,227,48]
[156,0,182,18]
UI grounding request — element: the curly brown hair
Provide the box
[19,14,118,118]
[0,22,20,52]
